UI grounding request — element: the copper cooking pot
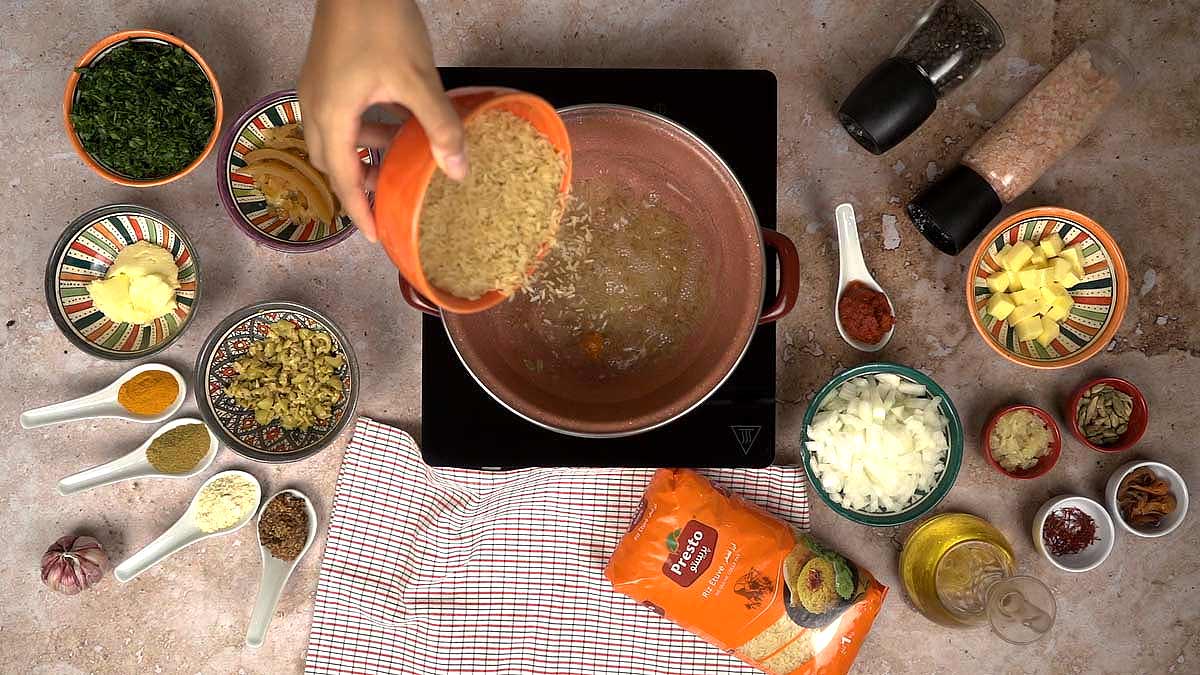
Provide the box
[397,104,799,437]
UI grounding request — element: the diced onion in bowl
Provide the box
[806,374,949,513]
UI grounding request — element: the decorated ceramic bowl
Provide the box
[44,204,200,360]
[966,207,1128,369]
[63,29,223,187]
[216,89,379,252]
[800,362,964,527]
[194,301,359,463]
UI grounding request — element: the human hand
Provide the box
[300,0,467,242]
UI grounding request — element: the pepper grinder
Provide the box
[839,0,1005,154]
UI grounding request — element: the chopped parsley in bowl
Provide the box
[65,31,222,185]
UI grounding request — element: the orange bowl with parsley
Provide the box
[63,29,223,187]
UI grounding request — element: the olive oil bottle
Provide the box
[900,513,1015,626]
[900,513,1055,644]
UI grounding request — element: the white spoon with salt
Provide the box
[834,202,896,352]
[114,470,261,583]
[246,489,319,648]
[56,418,219,495]
[19,363,186,429]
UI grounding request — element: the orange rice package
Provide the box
[605,469,887,675]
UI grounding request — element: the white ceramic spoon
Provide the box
[56,418,219,496]
[114,470,262,583]
[19,363,187,429]
[246,489,319,648]
[834,203,896,352]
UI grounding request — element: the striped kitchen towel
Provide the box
[305,417,809,675]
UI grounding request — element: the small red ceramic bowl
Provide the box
[1066,377,1148,453]
[63,29,223,187]
[982,404,1062,479]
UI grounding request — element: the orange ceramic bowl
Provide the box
[63,29,223,187]
[374,87,572,314]
[965,207,1128,369]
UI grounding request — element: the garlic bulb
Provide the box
[41,535,108,595]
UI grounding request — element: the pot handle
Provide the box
[398,273,441,316]
[758,228,800,325]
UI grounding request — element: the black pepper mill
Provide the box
[838,0,1005,155]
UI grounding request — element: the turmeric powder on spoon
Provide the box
[118,370,178,416]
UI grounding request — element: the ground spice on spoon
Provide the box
[259,494,310,561]
[146,423,209,474]
[118,370,178,416]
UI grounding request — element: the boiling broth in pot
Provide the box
[493,178,714,394]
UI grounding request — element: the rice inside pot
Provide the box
[418,110,565,300]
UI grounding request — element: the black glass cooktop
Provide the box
[421,67,778,469]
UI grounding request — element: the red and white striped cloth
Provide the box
[305,418,810,675]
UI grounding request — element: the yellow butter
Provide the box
[86,241,179,325]
[986,293,1016,320]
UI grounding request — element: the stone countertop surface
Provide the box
[2,1,1197,673]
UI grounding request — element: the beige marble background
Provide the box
[1,0,1196,673]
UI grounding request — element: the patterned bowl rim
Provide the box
[193,300,360,463]
[965,206,1129,370]
[799,362,965,527]
[43,203,201,361]
[215,89,380,253]
[63,29,224,187]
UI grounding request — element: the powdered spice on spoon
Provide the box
[118,370,178,416]
[259,494,310,561]
[146,423,209,474]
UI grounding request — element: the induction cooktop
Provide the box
[420,67,778,469]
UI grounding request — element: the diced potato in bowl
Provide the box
[982,237,1085,346]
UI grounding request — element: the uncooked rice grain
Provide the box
[418,110,564,300]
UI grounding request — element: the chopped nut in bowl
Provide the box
[195,301,359,463]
